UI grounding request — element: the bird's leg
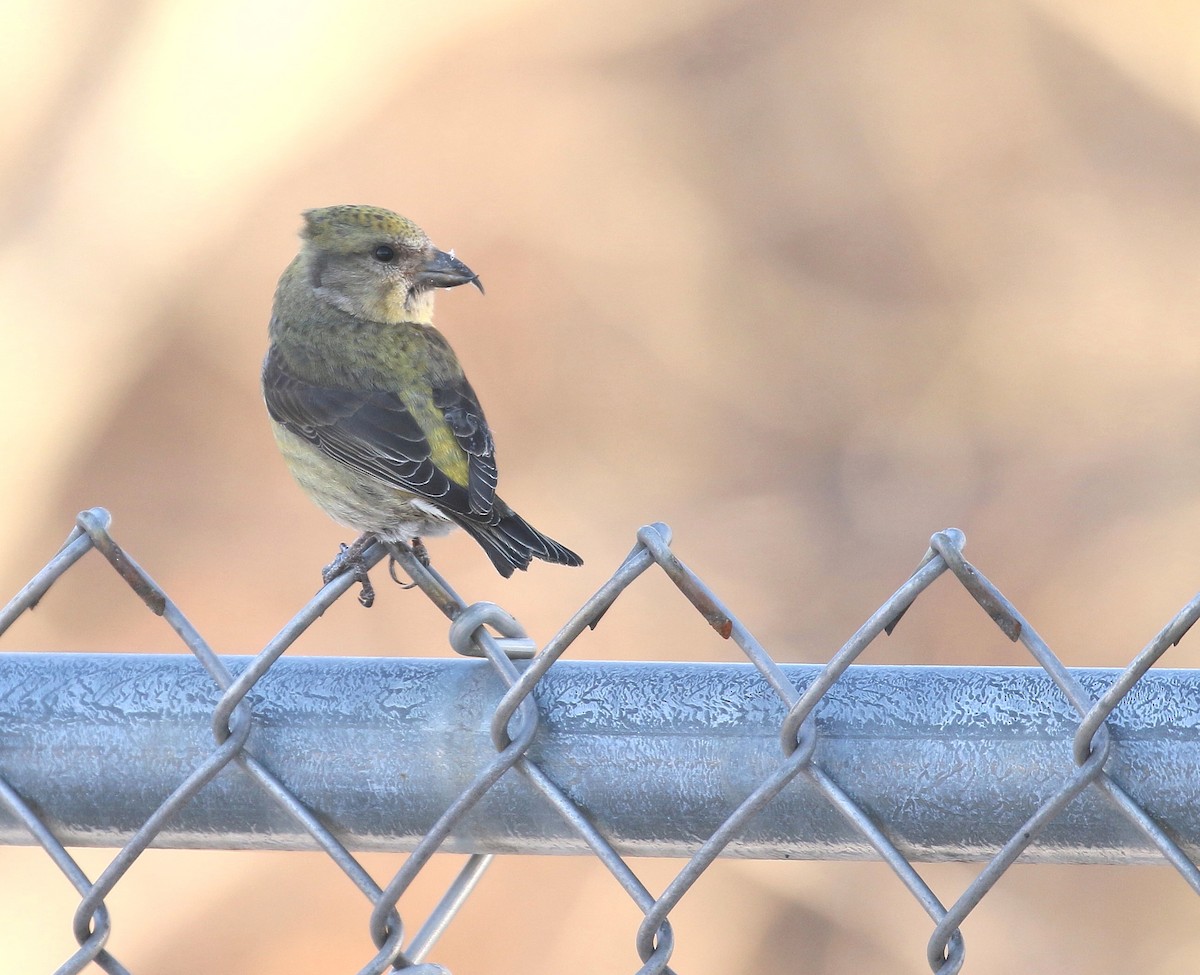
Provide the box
[322,532,378,608]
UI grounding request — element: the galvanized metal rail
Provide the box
[1,653,1197,862]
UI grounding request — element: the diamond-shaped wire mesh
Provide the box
[1,507,1199,974]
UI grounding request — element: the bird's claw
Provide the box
[386,538,430,590]
[355,574,376,608]
[387,556,417,590]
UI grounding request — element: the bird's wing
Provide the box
[433,381,498,515]
[263,348,498,518]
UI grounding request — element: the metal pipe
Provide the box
[0,653,1194,863]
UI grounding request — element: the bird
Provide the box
[262,204,582,604]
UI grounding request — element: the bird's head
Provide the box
[299,205,483,325]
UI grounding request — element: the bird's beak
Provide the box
[418,248,485,294]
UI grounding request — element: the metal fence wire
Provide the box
[2,508,1200,974]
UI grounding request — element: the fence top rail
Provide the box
[0,652,1195,862]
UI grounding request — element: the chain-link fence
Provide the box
[2,508,1199,974]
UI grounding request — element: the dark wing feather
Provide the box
[262,347,497,519]
[434,382,496,515]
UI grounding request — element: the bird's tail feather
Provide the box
[456,509,583,578]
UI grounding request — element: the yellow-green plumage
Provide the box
[270,278,472,487]
[262,205,582,578]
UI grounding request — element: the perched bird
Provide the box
[263,204,582,602]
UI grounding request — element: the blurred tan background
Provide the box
[3,0,1200,972]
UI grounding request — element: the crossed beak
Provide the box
[418,248,485,294]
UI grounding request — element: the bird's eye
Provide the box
[373,244,396,263]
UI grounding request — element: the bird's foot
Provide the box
[385,538,431,591]
[322,533,377,608]
[387,557,416,590]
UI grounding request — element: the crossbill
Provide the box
[262,205,582,595]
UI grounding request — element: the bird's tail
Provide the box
[456,504,583,578]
